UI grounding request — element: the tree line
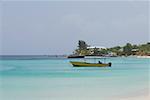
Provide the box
[73,40,150,56]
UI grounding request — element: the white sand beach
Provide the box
[137,56,150,58]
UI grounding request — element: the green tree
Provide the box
[99,49,108,55]
[78,40,88,50]
[93,47,99,55]
[123,43,132,56]
[132,44,138,49]
[138,43,150,55]
[74,40,90,55]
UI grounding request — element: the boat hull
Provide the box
[70,61,111,67]
[67,56,85,58]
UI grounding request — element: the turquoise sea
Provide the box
[0,56,149,100]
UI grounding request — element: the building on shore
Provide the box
[87,46,106,55]
[131,49,139,55]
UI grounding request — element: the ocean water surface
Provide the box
[0,56,149,100]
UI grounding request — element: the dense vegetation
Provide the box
[108,42,150,56]
[73,40,150,56]
[74,40,90,55]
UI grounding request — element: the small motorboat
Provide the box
[70,61,111,67]
[67,55,85,58]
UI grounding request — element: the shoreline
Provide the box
[136,56,150,58]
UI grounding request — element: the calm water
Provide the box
[0,57,149,100]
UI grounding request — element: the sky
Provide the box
[0,0,149,55]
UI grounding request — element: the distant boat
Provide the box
[70,61,111,67]
[67,55,85,58]
[85,56,106,59]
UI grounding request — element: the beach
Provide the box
[1,1,149,100]
[0,57,149,100]
[137,56,150,59]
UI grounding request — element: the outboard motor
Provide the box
[108,62,112,67]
